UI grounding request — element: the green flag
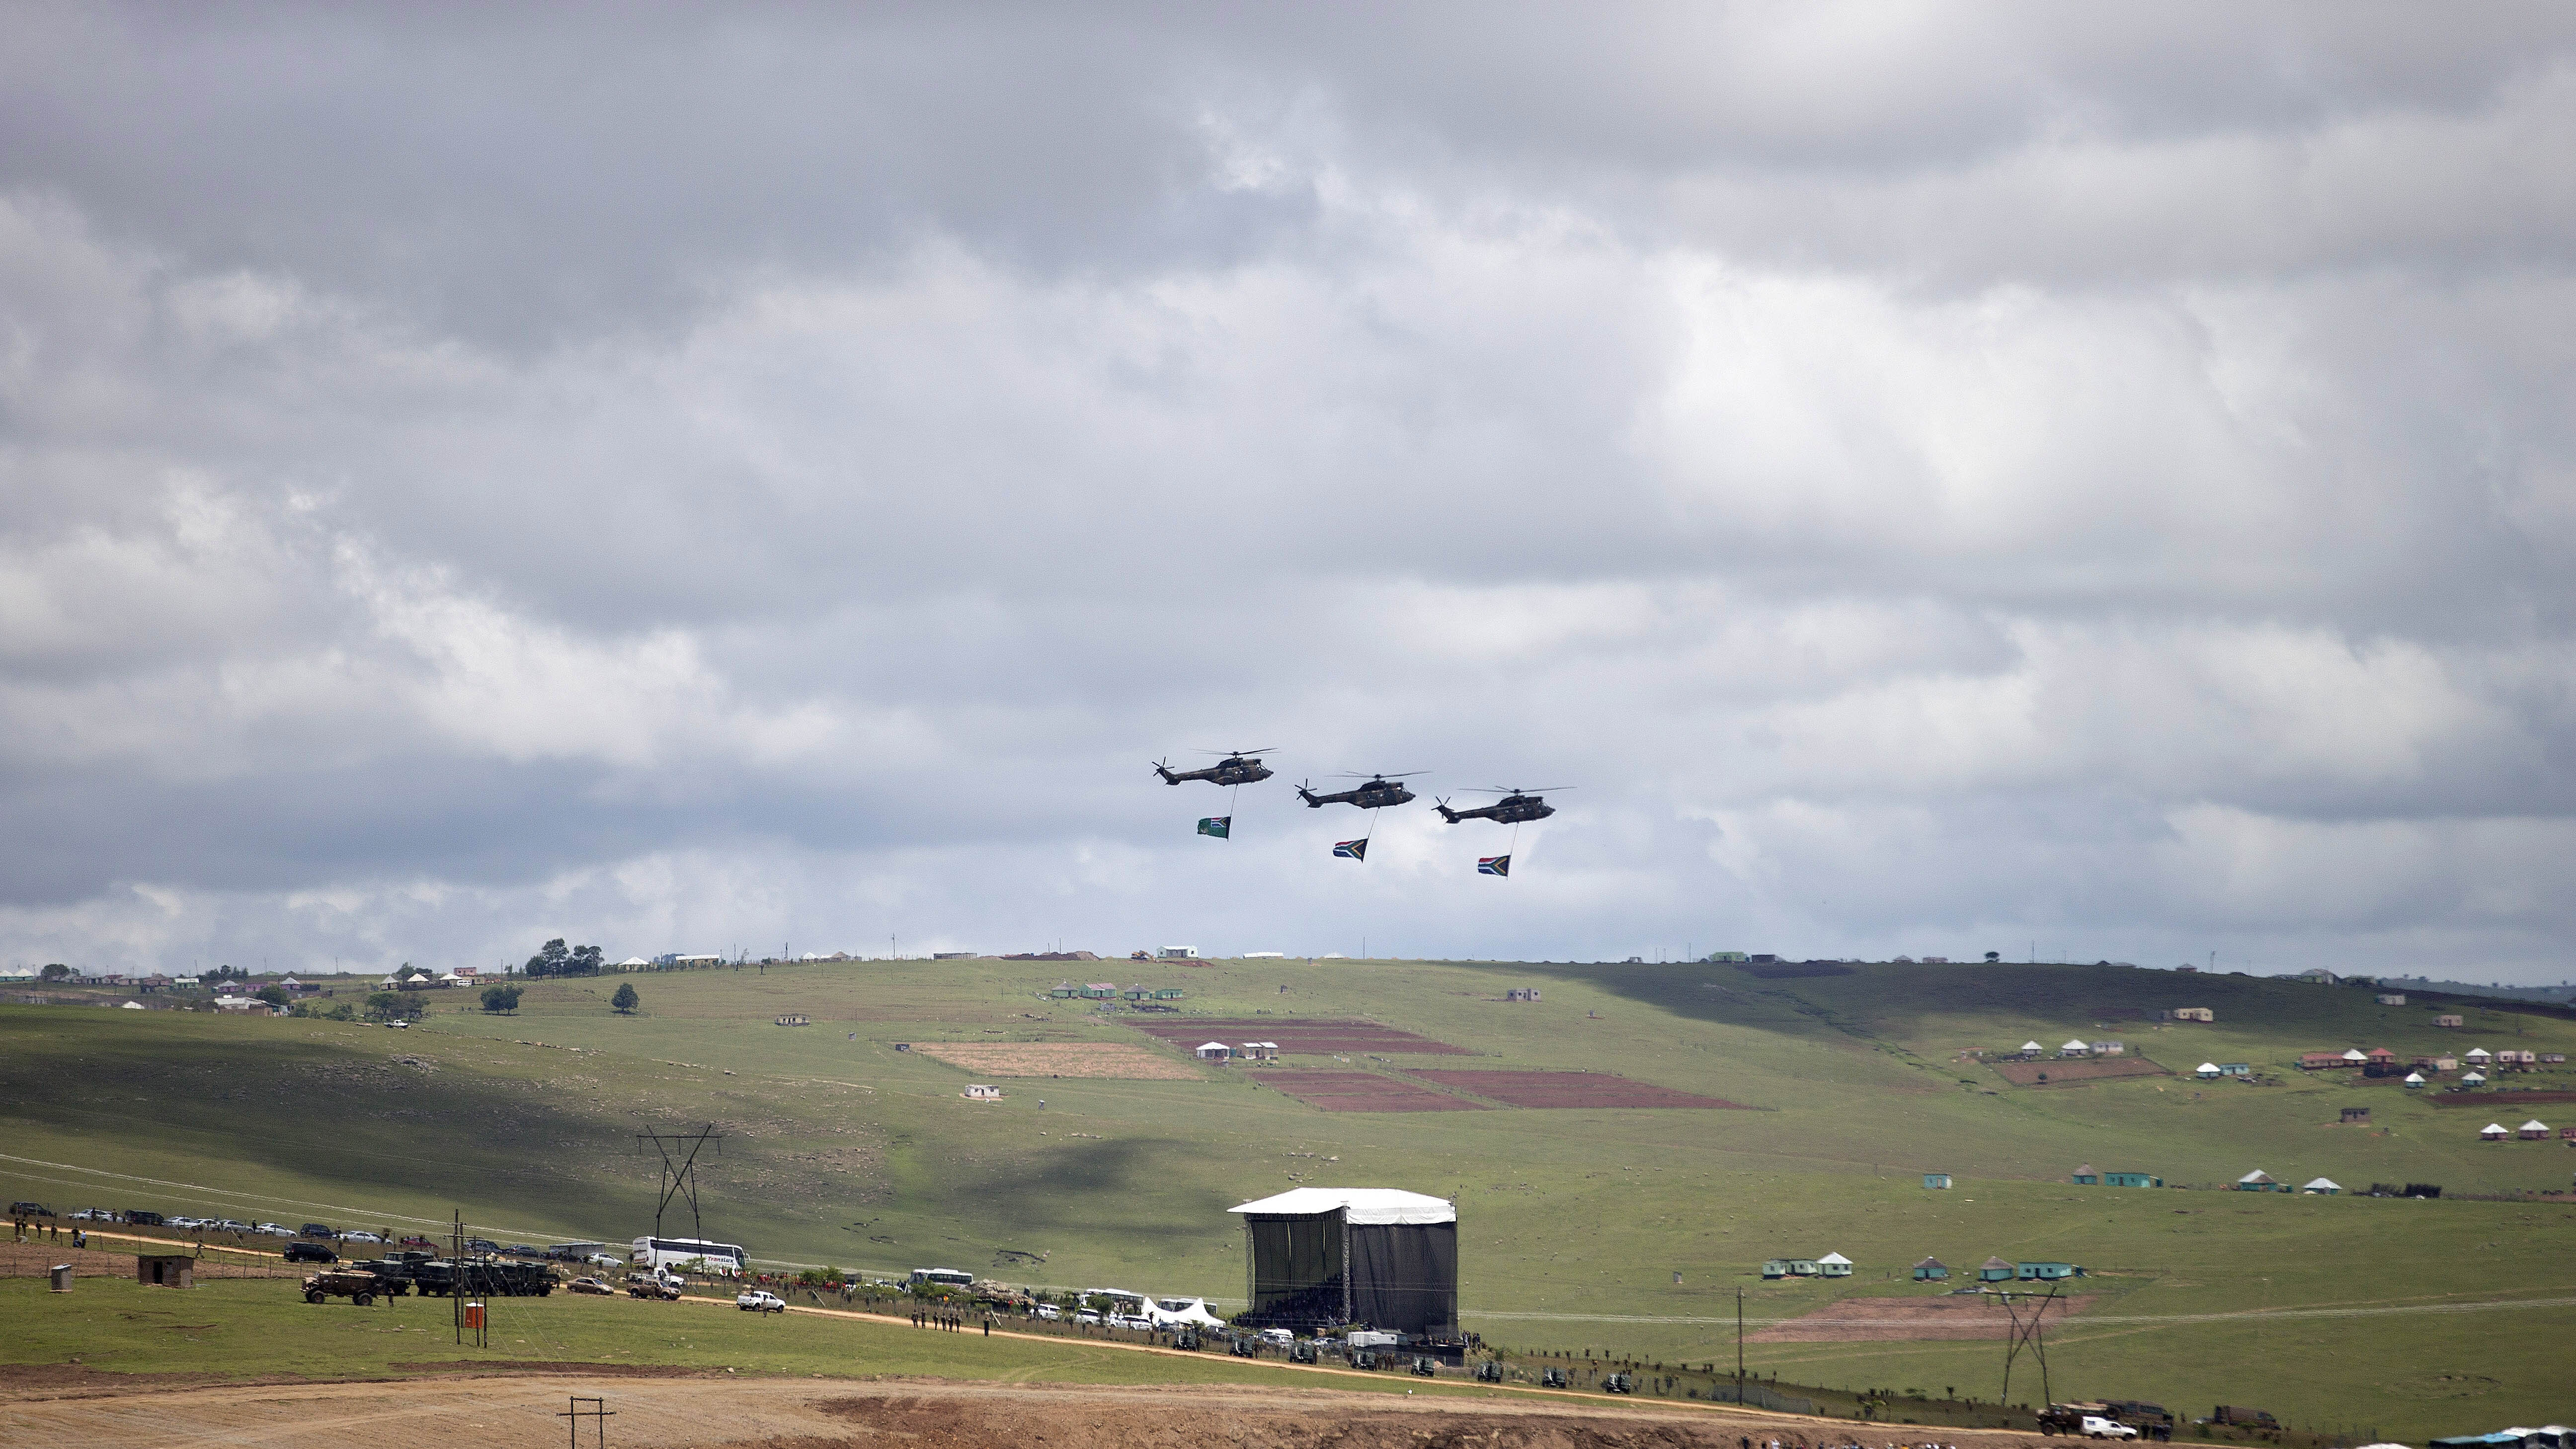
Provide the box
[1197,816,1230,839]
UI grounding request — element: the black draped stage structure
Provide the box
[1228,1188,1457,1336]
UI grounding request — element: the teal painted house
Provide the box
[2070,1163,2099,1185]
[1923,1173,1952,1189]
[2103,1171,2162,1188]
[2016,1261,2084,1280]
[1913,1256,1949,1281]
[1978,1256,2015,1282]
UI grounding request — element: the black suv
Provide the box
[299,1223,337,1238]
[283,1240,338,1264]
[8,1202,51,1217]
[125,1209,164,1227]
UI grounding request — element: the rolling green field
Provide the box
[5,957,2573,1440]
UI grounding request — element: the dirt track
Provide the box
[0,1372,2036,1449]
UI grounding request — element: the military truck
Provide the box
[302,1269,387,1305]
[409,1256,558,1298]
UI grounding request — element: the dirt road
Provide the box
[0,1371,2034,1449]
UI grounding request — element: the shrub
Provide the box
[480,984,523,1013]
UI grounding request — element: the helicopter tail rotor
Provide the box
[1433,798,1461,824]
[1153,759,1181,785]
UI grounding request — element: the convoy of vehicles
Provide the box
[2042,1404,2171,1440]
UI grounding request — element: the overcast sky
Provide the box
[4,4,2573,979]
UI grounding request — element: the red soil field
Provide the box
[1990,1055,2171,1087]
[1264,1072,1487,1112]
[1409,1071,1752,1110]
[1126,1019,1469,1055]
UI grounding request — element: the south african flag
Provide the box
[1198,816,1230,838]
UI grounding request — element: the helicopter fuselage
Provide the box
[1435,795,1555,824]
[1298,781,1415,809]
[1158,758,1273,787]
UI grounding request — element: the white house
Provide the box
[2059,1038,2092,1058]
[1195,1041,1232,1061]
[2340,1048,2367,1064]
[2520,1119,2551,1140]
[2463,1070,2489,1086]
[2377,993,2406,1006]
[1816,1251,1853,1278]
[2092,1040,2126,1056]
[2301,1177,2341,1195]
[2480,1123,2509,1141]
[2020,1040,2044,1056]
[2403,1071,2426,1087]
[2196,1062,2222,1079]
[2465,1047,2494,1064]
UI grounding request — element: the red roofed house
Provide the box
[2365,1047,2397,1065]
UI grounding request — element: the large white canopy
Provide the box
[1229,1188,1456,1225]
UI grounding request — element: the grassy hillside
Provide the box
[4,957,2571,1439]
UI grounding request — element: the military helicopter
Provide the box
[1295,772,1423,809]
[1433,786,1567,825]
[1153,747,1278,788]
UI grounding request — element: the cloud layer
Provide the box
[3,5,2573,977]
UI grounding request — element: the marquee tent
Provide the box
[1228,1187,1457,1336]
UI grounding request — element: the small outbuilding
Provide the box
[1816,1252,1853,1278]
[2016,1261,2083,1280]
[2196,1062,2223,1079]
[2377,993,2406,1006]
[2519,1119,2551,1140]
[2059,1038,2091,1058]
[1913,1256,1949,1281]
[962,1084,1003,1101]
[2435,1014,2464,1028]
[2301,1177,2341,1195]
[2236,1169,2278,1191]
[1978,1256,2015,1283]
[136,1254,193,1288]
[2019,1041,2044,1057]
[1195,1042,1232,1061]
[2219,1062,2253,1077]
[2167,1007,2215,1023]
[2480,1123,2509,1141]
[1923,1172,1952,1190]
[2071,1164,2098,1185]
[2341,1107,2371,1124]
[2463,1070,2489,1086]
[2465,1048,2494,1065]
[2103,1171,2162,1188]
[2404,1071,2427,1087]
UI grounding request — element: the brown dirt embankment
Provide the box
[0,1372,2041,1449]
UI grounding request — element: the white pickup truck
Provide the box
[735,1289,787,1314]
[2080,1418,2138,1440]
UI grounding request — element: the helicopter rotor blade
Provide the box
[1194,746,1281,756]
[1331,770,1428,779]
[1469,784,1574,794]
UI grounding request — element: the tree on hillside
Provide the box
[481,984,523,1013]
[254,986,289,1007]
[523,940,604,977]
[362,991,406,1022]
[611,982,640,1014]
[39,964,70,981]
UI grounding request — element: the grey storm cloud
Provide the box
[1,3,2573,977]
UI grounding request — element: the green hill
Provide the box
[4,956,2570,1439]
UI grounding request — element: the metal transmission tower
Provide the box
[1993,1283,2059,1409]
[637,1125,725,1244]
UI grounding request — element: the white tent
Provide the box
[618,957,650,967]
[1147,1295,1227,1327]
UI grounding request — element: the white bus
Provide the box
[909,1267,975,1288]
[631,1235,746,1275]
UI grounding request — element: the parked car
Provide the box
[299,1223,338,1238]
[464,1237,499,1253]
[1110,1313,1155,1332]
[567,1276,617,1295]
[627,1271,682,1300]
[736,1289,787,1314]
[584,1252,625,1269]
[255,1222,296,1237]
[165,1215,207,1229]
[504,1243,545,1259]
[72,1208,117,1221]
[1073,1309,1102,1326]
[283,1241,338,1265]
[1259,1328,1294,1346]
[1033,1303,1060,1320]
[124,1210,164,1227]
[213,1219,252,1233]
[9,1202,53,1217]
[2080,1419,2139,1441]
[340,1230,384,1244]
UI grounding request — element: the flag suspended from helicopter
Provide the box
[1333,839,1368,861]
[1477,854,1511,877]
[1197,817,1230,839]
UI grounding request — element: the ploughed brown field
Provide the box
[1990,1055,2170,1087]
[1408,1071,1752,1110]
[1749,1292,2095,1342]
[903,1042,1203,1079]
[1262,1072,1486,1112]
[1125,1019,1469,1055]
